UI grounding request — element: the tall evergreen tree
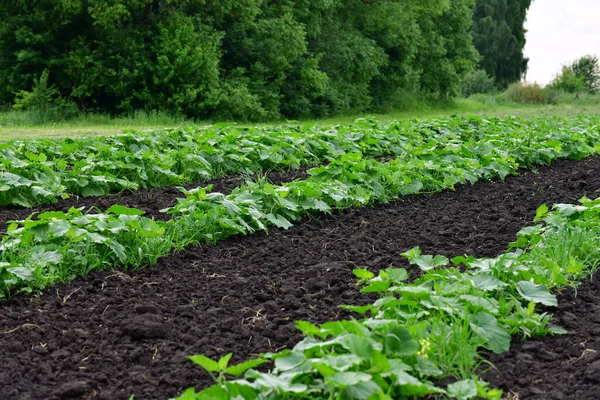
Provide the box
[471,0,532,89]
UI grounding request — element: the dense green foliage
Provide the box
[460,70,497,97]
[549,55,600,94]
[471,0,532,89]
[0,0,481,121]
[179,197,600,399]
[2,115,600,299]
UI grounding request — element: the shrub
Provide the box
[502,82,548,104]
[549,55,600,94]
[13,70,80,123]
[460,70,497,97]
[548,66,589,93]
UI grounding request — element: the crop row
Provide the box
[1,116,599,207]
[1,117,599,299]
[1,117,442,206]
[175,196,600,399]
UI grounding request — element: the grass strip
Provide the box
[1,115,600,299]
[173,197,600,400]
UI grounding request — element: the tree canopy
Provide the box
[471,0,532,89]
[0,0,532,121]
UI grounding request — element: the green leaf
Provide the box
[193,385,229,400]
[225,358,267,378]
[353,268,375,280]
[384,327,418,356]
[414,356,443,378]
[218,352,233,370]
[410,254,449,271]
[386,268,408,282]
[39,250,63,264]
[187,355,220,373]
[265,213,292,229]
[8,266,35,281]
[400,179,423,195]
[401,246,421,260]
[446,379,478,399]
[295,320,321,336]
[360,280,391,293]
[470,312,510,354]
[534,203,549,222]
[516,281,557,306]
[464,274,508,291]
[341,381,382,400]
[106,205,145,216]
[394,371,444,396]
[274,352,305,371]
[325,372,372,389]
[81,185,105,197]
[341,334,375,359]
[317,354,363,372]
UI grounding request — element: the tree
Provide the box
[0,0,481,121]
[549,55,600,93]
[471,0,532,89]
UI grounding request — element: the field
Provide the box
[1,115,600,399]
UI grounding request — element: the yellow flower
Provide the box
[416,339,431,358]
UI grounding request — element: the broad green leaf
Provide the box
[295,320,321,337]
[411,254,449,271]
[400,179,423,195]
[325,372,372,388]
[187,355,220,372]
[265,213,292,229]
[516,281,557,306]
[274,352,306,371]
[534,203,549,222]
[341,334,375,359]
[39,250,63,264]
[459,295,499,314]
[470,312,510,354]
[37,211,68,220]
[414,356,443,378]
[81,185,105,197]
[384,327,418,356]
[368,351,390,374]
[446,379,478,399]
[386,268,408,283]
[218,352,233,370]
[224,358,267,378]
[464,274,508,291]
[193,385,229,400]
[8,266,35,281]
[106,205,145,216]
[394,371,444,396]
[353,268,375,280]
[317,354,363,372]
[341,380,382,400]
[360,280,391,293]
[248,371,307,393]
[401,246,421,260]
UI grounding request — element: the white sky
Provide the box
[524,0,600,85]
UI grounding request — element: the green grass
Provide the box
[2,96,600,141]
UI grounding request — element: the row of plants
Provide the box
[174,196,600,399]
[1,117,434,206]
[1,115,599,207]
[1,118,599,299]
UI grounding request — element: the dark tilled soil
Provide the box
[1,157,600,400]
[0,167,311,232]
[484,275,600,400]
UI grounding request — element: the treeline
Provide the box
[0,0,531,121]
